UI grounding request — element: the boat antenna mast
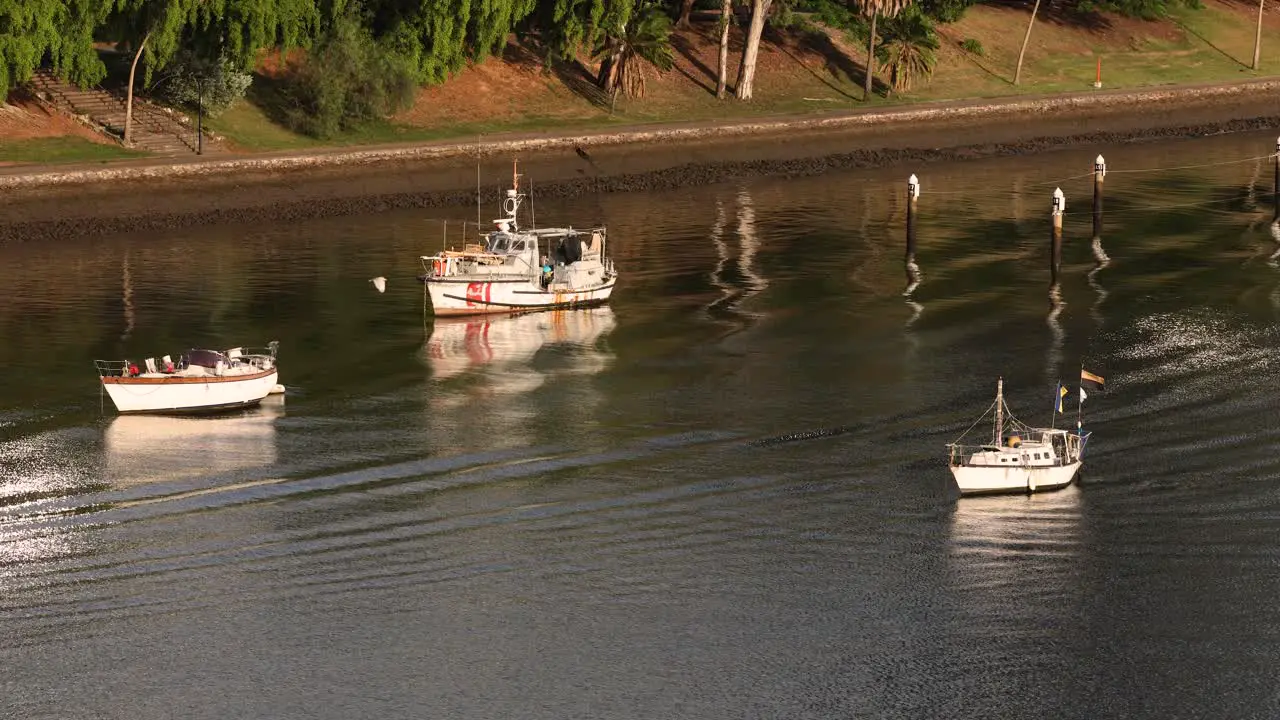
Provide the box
[496,159,523,233]
[993,376,1004,446]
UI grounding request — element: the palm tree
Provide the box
[594,2,676,99]
[859,0,913,100]
[875,7,938,94]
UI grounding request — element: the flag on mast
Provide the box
[1080,386,1088,403]
[1055,383,1067,413]
[1080,369,1105,389]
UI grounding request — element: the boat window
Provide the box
[1034,453,1042,460]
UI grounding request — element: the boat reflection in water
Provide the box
[423,307,616,387]
[421,308,617,445]
[947,484,1084,610]
[102,395,283,487]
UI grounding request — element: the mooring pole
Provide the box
[906,174,919,265]
[1093,155,1105,240]
[1051,187,1065,285]
[905,174,922,294]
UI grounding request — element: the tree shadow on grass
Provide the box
[501,39,545,70]
[670,32,720,94]
[510,34,614,111]
[1174,18,1249,67]
[783,26,883,99]
[243,72,296,129]
[549,58,614,111]
[939,30,1014,85]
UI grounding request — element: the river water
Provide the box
[4,130,1280,718]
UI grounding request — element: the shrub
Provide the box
[152,51,253,117]
[960,38,984,56]
[917,0,978,23]
[281,13,417,139]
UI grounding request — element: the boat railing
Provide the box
[947,443,1008,466]
[421,250,539,279]
[94,359,130,378]
[235,350,275,368]
[946,443,972,466]
[946,441,1080,468]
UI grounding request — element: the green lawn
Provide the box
[0,136,145,164]
[207,95,641,152]
[27,0,1280,159]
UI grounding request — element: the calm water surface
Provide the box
[5,132,1280,719]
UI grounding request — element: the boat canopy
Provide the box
[187,349,228,369]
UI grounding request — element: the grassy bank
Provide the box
[0,0,1277,163]
[203,0,1280,152]
[0,136,145,164]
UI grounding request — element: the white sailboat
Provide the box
[946,377,1090,496]
[419,160,617,317]
[95,343,282,415]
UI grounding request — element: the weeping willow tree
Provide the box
[368,0,538,83]
[537,0,636,63]
[0,0,113,99]
[592,1,674,98]
[875,6,937,94]
[0,0,65,99]
[105,0,318,144]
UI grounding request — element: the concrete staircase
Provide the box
[29,68,218,156]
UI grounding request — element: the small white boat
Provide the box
[419,161,617,317]
[95,342,282,415]
[946,377,1090,496]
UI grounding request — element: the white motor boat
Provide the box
[419,161,617,317]
[946,377,1090,496]
[95,342,282,415]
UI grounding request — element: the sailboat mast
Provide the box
[1076,362,1084,432]
[994,377,1004,446]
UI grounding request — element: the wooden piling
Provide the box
[1273,137,1279,221]
[1051,188,1065,284]
[1092,155,1105,239]
[906,174,919,265]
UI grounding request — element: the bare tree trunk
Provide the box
[596,53,617,89]
[677,0,696,28]
[1254,0,1265,70]
[735,0,771,100]
[1014,0,1040,85]
[124,31,151,146]
[863,12,877,100]
[717,0,732,98]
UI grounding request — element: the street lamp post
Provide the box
[196,76,204,155]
